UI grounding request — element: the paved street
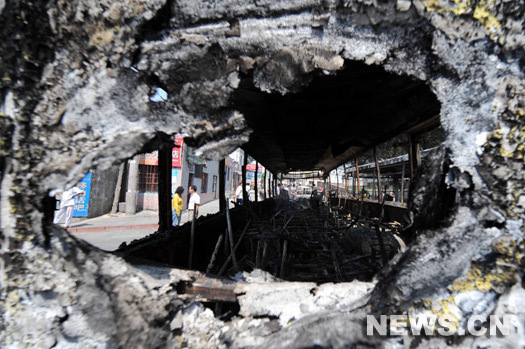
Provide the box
[68,198,235,251]
[74,227,156,251]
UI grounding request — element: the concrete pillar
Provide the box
[125,155,139,215]
[111,163,125,214]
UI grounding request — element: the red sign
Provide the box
[172,147,182,167]
[172,135,184,167]
[174,135,184,147]
[139,135,184,167]
[246,163,264,171]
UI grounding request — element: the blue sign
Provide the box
[171,168,179,193]
[73,172,91,217]
[247,171,263,181]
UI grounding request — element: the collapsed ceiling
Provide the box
[236,60,440,174]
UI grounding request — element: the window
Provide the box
[212,175,217,192]
[195,164,204,178]
[138,165,158,192]
[227,167,230,180]
[201,173,208,193]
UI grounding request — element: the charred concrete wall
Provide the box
[0,0,524,348]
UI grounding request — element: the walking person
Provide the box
[390,191,396,202]
[53,185,86,228]
[246,183,252,202]
[188,185,200,217]
[172,186,184,226]
[290,184,297,201]
[235,181,244,205]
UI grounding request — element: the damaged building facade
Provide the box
[0,0,524,348]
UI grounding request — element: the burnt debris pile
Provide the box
[212,198,402,283]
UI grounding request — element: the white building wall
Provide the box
[229,148,244,165]
[199,160,219,204]
[180,156,221,209]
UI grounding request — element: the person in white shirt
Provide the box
[246,183,252,201]
[235,181,244,205]
[53,186,86,228]
[188,185,200,217]
[290,184,297,201]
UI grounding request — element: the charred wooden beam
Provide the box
[280,240,289,278]
[331,242,344,282]
[255,161,259,202]
[206,234,224,274]
[255,240,262,268]
[261,240,268,270]
[218,219,252,275]
[225,202,239,272]
[188,208,197,269]
[177,277,237,303]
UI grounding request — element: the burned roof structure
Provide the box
[1,0,524,348]
[236,60,440,174]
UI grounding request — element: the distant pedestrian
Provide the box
[172,186,184,226]
[188,185,200,217]
[310,188,320,209]
[53,185,86,228]
[235,181,244,205]
[290,184,297,201]
[280,184,289,200]
[246,183,252,202]
[385,191,396,202]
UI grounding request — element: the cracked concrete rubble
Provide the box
[1,0,524,347]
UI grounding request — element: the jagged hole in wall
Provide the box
[72,60,451,318]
